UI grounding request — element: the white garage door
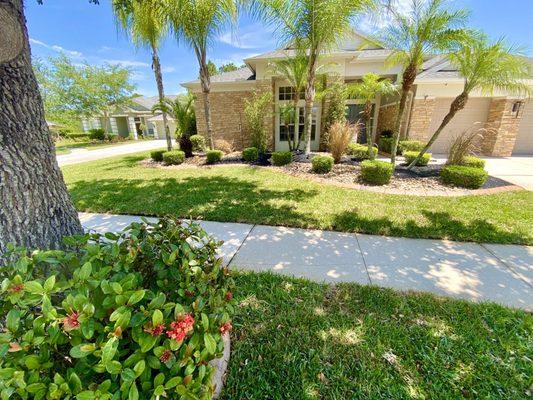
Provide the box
[513,101,533,155]
[428,98,491,154]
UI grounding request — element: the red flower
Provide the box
[8,284,24,293]
[225,292,233,301]
[8,342,22,352]
[160,349,173,363]
[166,314,195,341]
[145,323,165,336]
[220,321,232,335]
[62,311,80,331]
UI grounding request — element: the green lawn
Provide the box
[61,153,533,245]
[222,272,531,399]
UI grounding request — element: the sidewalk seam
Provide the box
[355,233,372,285]
[227,224,256,268]
[480,244,533,289]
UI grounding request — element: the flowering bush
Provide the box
[0,218,235,399]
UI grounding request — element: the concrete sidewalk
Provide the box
[79,212,532,310]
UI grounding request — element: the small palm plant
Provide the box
[112,0,173,151]
[374,0,471,163]
[348,73,397,159]
[408,36,532,169]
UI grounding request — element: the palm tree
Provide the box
[348,73,397,159]
[256,0,374,155]
[407,36,532,169]
[112,0,173,151]
[164,0,238,150]
[374,0,471,163]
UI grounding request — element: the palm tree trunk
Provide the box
[151,47,172,151]
[303,51,318,155]
[1,0,82,261]
[364,101,374,160]
[194,45,214,150]
[407,91,469,170]
[390,63,417,164]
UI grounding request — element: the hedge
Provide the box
[242,147,259,162]
[311,155,334,174]
[271,151,293,166]
[206,150,224,164]
[150,150,166,162]
[403,151,431,167]
[360,160,394,185]
[346,143,378,160]
[163,150,185,165]
[399,140,424,154]
[440,165,488,189]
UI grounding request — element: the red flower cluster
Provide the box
[144,323,166,336]
[220,321,232,335]
[62,311,80,331]
[160,349,173,363]
[166,314,195,342]
[8,283,24,293]
[225,292,233,301]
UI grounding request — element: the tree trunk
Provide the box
[303,51,318,155]
[364,101,374,160]
[390,63,417,164]
[0,0,83,261]
[195,46,214,150]
[151,47,172,151]
[407,90,469,170]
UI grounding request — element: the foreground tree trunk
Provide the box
[303,51,318,155]
[194,45,214,150]
[407,91,469,170]
[364,101,375,160]
[0,0,82,261]
[151,47,172,151]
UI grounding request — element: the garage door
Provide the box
[513,101,533,155]
[428,98,491,153]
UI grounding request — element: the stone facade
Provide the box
[482,99,523,157]
[194,79,275,151]
[407,98,436,142]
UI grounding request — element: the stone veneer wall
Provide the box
[481,99,523,156]
[407,98,436,143]
[194,79,275,151]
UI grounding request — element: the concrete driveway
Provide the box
[57,139,166,167]
[482,156,533,190]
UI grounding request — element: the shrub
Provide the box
[242,147,259,162]
[312,155,334,174]
[360,160,394,185]
[244,91,272,153]
[328,122,355,163]
[460,155,486,169]
[379,137,393,153]
[440,165,488,189]
[65,132,91,141]
[446,125,485,166]
[322,82,348,134]
[271,151,293,166]
[88,128,106,141]
[206,150,223,164]
[347,143,378,161]
[190,134,206,152]
[150,149,165,162]
[403,151,431,166]
[214,139,234,154]
[399,140,424,154]
[162,150,185,165]
[0,218,235,400]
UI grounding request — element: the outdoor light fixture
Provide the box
[512,100,525,117]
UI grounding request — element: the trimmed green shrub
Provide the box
[347,143,378,160]
[403,151,431,166]
[242,147,259,162]
[379,136,402,155]
[399,140,424,154]
[190,134,206,152]
[162,150,185,165]
[440,165,488,189]
[360,160,394,185]
[271,151,293,166]
[459,156,485,169]
[150,149,165,162]
[88,128,106,141]
[312,155,334,174]
[65,132,91,140]
[206,150,223,164]
[0,218,235,400]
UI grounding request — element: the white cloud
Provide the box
[29,38,83,58]
[212,52,259,67]
[104,59,150,68]
[218,23,277,49]
[162,66,176,73]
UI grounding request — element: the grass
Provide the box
[61,153,533,245]
[55,138,133,154]
[222,272,531,399]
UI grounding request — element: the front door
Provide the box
[276,106,320,151]
[347,104,374,144]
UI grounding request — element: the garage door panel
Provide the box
[428,98,491,153]
[513,101,533,155]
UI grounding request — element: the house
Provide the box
[81,95,177,139]
[182,31,533,156]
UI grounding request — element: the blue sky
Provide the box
[26,0,533,96]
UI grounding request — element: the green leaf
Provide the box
[128,290,145,305]
[148,293,166,309]
[69,372,83,394]
[6,310,20,332]
[24,355,40,370]
[81,320,95,339]
[76,391,95,400]
[133,360,145,378]
[111,282,123,294]
[139,334,158,353]
[78,262,92,280]
[152,310,163,326]
[105,360,122,375]
[70,344,93,359]
[24,281,44,294]
[204,333,216,355]
[43,276,56,292]
[102,337,118,365]
[121,368,136,383]
[128,382,139,400]
[201,313,209,331]
[26,383,46,393]
[164,376,181,389]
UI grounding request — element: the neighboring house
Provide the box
[81,95,177,139]
[182,31,533,156]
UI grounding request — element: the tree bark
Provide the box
[390,63,417,164]
[407,90,469,170]
[303,50,318,155]
[0,0,82,261]
[364,101,374,160]
[194,45,214,150]
[151,46,172,151]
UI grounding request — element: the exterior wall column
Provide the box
[90,118,102,129]
[482,98,523,156]
[127,116,138,140]
[151,120,159,139]
[81,118,90,132]
[406,97,436,143]
[110,117,119,135]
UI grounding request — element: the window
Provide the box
[279,111,296,142]
[279,86,305,101]
[298,107,317,141]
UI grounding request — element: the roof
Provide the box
[128,95,179,111]
[184,67,256,85]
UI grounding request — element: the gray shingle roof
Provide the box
[184,67,256,84]
[130,95,178,111]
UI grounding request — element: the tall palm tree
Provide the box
[256,0,374,155]
[164,0,238,150]
[407,36,532,169]
[112,0,173,151]
[375,0,471,163]
[348,73,397,159]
